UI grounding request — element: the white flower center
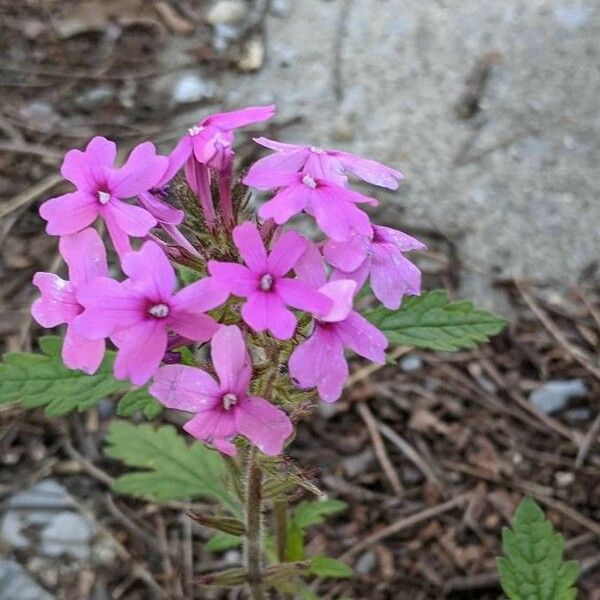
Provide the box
[310,146,323,154]
[188,125,204,136]
[260,274,274,291]
[97,191,111,205]
[148,303,170,318]
[222,393,238,410]
[302,174,317,189]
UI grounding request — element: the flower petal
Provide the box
[121,241,175,300]
[253,136,303,153]
[328,150,403,189]
[323,234,371,273]
[276,279,331,316]
[62,325,105,374]
[150,364,220,412]
[172,277,229,313]
[40,192,99,235]
[334,311,388,363]
[233,222,267,272]
[289,325,348,403]
[104,199,156,237]
[267,230,308,276]
[183,411,238,455]
[207,261,258,296]
[74,277,144,339]
[241,292,296,339]
[158,135,193,186]
[258,185,311,224]
[293,243,327,289]
[211,325,250,393]
[59,228,108,286]
[310,188,372,241]
[104,211,132,257]
[370,244,422,309]
[235,396,293,456]
[204,105,275,130]
[83,136,117,183]
[169,311,219,342]
[108,142,168,198]
[373,225,426,251]
[244,157,307,188]
[137,191,184,225]
[31,273,80,327]
[318,280,356,322]
[113,319,168,385]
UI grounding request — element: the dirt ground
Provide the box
[1,1,600,599]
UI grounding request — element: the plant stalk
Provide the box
[273,499,288,563]
[245,447,266,599]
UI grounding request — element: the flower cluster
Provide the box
[32,105,423,456]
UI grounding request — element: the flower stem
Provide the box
[273,499,288,563]
[245,447,266,599]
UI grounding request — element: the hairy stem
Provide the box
[273,499,288,563]
[245,447,266,599]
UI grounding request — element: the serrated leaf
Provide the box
[497,497,580,600]
[309,555,353,579]
[293,499,347,530]
[205,531,243,552]
[104,421,241,514]
[0,336,129,417]
[365,290,507,352]
[117,387,163,419]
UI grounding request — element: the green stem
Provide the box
[273,499,288,563]
[245,448,266,599]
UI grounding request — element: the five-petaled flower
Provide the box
[289,245,388,402]
[74,241,227,385]
[246,137,404,189]
[243,171,377,242]
[208,222,332,339]
[32,228,108,374]
[39,136,168,256]
[325,225,425,310]
[150,325,293,456]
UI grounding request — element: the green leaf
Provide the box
[104,421,241,514]
[497,497,579,600]
[286,522,305,562]
[309,555,353,579]
[205,531,243,552]
[293,499,348,530]
[365,290,507,352]
[117,387,163,420]
[0,336,129,417]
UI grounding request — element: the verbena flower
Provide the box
[172,105,275,172]
[150,325,293,456]
[39,137,168,256]
[289,245,388,402]
[242,171,377,242]
[247,137,404,189]
[74,241,227,385]
[208,222,332,339]
[31,228,108,374]
[324,225,425,310]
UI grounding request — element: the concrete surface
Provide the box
[217,0,600,309]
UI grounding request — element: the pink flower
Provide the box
[246,137,404,189]
[289,245,388,402]
[242,171,377,242]
[31,228,108,374]
[74,241,227,385]
[208,223,332,339]
[150,325,293,456]
[39,137,168,256]
[324,225,425,310]
[173,105,275,172]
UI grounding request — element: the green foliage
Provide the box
[366,289,507,352]
[117,387,163,419]
[0,336,129,417]
[293,499,348,529]
[205,532,243,552]
[309,555,353,578]
[104,421,241,514]
[497,498,579,600]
